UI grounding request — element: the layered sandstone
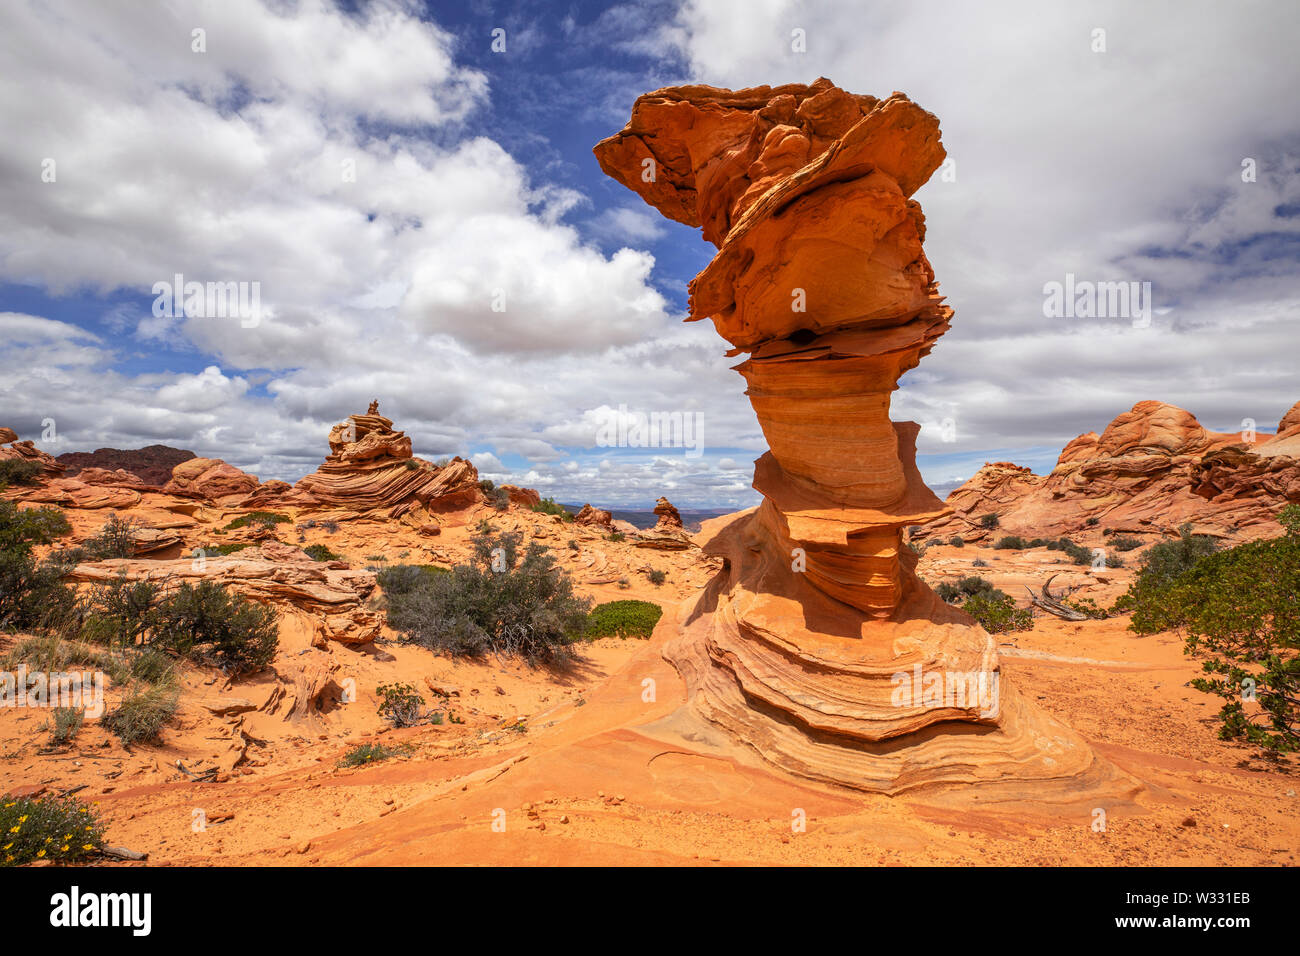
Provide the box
[595,80,1121,795]
[916,400,1300,544]
[634,496,694,550]
[288,404,481,519]
[0,429,64,476]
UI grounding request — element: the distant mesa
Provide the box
[915,399,1300,544]
[57,444,195,487]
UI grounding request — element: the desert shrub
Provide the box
[994,535,1026,550]
[78,574,161,647]
[567,539,579,551]
[948,536,965,548]
[647,569,667,586]
[1062,596,1112,620]
[607,531,625,543]
[934,575,1000,604]
[376,682,425,727]
[1104,553,1125,568]
[223,511,289,531]
[385,529,591,665]
[128,646,174,684]
[403,459,418,471]
[584,600,663,639]
[979,514,1000,529]
[377,564,449,596]
[906,540,928,557]
[197,541,253,557]
[303,543,341,562]
[1110,535,1143,552]
[0,793,104,866]
[1,635,132,684]
[149,581,278,675]
[81,514,138,559]
[1025,537,1051,548]
[320,519,340,534]
[0,459,44,489]
[48,707,84,746]
[532,497,574,521]
[972,558,989,568]
[1122,508,1298,752]
[338,741,412,768]
[963,592,1033,634]
[102,681,179,746]
[1046,537,1094,566]
[1086,516,1100,527]
[0,501,76,631]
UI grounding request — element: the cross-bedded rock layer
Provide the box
[596,79,1129,796]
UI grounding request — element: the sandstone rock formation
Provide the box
[574,503,613,528]
[288,404,481,519]
[634,496,694,550]
[596,79,1124,796]
[0,429,64,476]
[500,484,541,508]
[57,444,195,486]
[164,457,261,503]
[916,400,1300,544]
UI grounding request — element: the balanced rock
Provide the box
[634,496,694,550]
[596,79,1126,797]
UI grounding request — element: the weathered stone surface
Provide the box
[501,484,541,508]
[0,433,65,476]
[574,503,613,528]
[596,80,1126,797]
[56,445,195,486]
[917,400,1300,544]
[634,497,694,550]
[164,458,260,502]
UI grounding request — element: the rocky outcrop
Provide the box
[574,503,613,528]
[289,404,481,518]
[0,430,65,477]
[500,485,541,508]
[56,445,195,486]
[66,553,380,645]
[634,496,694,550]
[164,458,261,503]
[595,80,1124,797]
[916,400,1300,544]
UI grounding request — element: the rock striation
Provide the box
[596,79,1125,796]
[634,496,695,550]
[288,404,481,519]
[917,400,1300,544]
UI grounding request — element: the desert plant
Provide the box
[583,600,662,639]
[1085,516,1100,527]
[0,459,44,489]
[647,569,667,586]
[303,543,341,562]
[0,501,76,631]
[607,531,625,543]
[972,558,989,568]
[1110,535,1143,552]
[385,529,591,665]
[223,511,289,531]
[1122,507,1298,752]
[102,681,179,746]
[0,793,104,866]
[337,741,411,768]
[963,591,1033,634]
[948,536,965,548]
[77,573,161,647]
[149,580,279,675]
[567,539,579,551]
[376,682,425,728]
[81,514,138,559]
[994,535,1026,550]
[532,497,574,521]
[979,514,1000,530]
[48,707,84,746]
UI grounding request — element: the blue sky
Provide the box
[1,0,1297,506]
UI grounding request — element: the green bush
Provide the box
[979,514,1000,529]
[994,535,1026,550]
[1110,535,1144,552]
[303,543,341,562]
[385,529,591,665]
[102,681,179,746]
[963,592,1033,634]
[78,574,161,647]
[0,793,104,866]
[647,569,667,586]
[607,531,625,543]
[338,741,411,768]
[81,514,138,559]
[196,541,253,557]
[0,459,44,489]
[532,497,574,521]
[584,600,662,639]
[1085,516,1100,527]
[1122,509,1297,752]
[948,536,965,548]
[223,511,289,531]
[376,682,425,728]
[149,581,278,675]
[934,575,1001,604]
[0,501,76,631]
[1,635,131,684]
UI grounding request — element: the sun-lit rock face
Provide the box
[0,429,65,477]
[917,400,1300,544]
[290,404,481,518]
[595,80,1128,797]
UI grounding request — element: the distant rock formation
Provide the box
[288,405,480,518]
[500,484,541,508]
[596,79,1123,797]
[57,445,195,486]
[634,496,694,550]
[574,503,613,528]
[915,400,1300,544]
[0,428,65,476]
[164,457,261,504]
